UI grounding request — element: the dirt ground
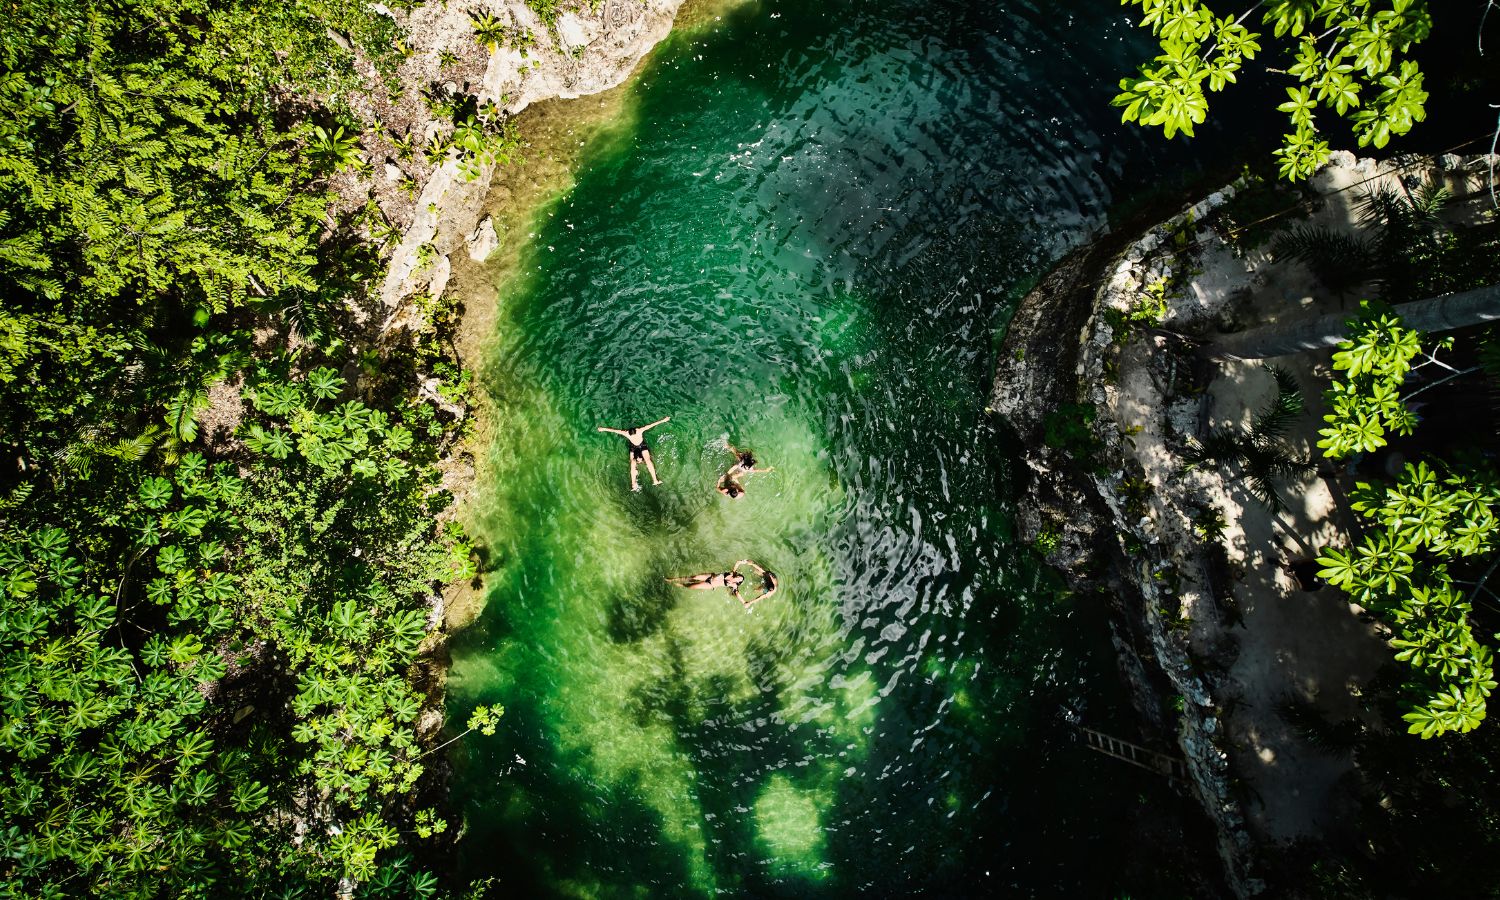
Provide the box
[1135,152,1495,842]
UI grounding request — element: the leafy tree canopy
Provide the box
[0,0,500,894]
[1114,0,1433,179]
[0,0,397,471]
[1315,306,1500,738]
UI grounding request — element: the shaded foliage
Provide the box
[0,0,496,895]
[1182,364,1314,511]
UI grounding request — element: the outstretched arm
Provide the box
[747,466,775,476]
[734,559,765,575]
[597,426,629,436]
[640,416,671,432]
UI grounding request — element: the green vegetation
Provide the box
[1188,172,1500,741]
[1042,402,1103,462]
[1182,364,1313,511]
[1315,304,1423,458]
[1295,181,1500,738]
[471,10,510,51]
[1318,456,1498,737]
[0,0,497,895]
[1115,0,1434,178]
[419,87,518,182]
[1313,307,1499,737]
[1106,275,1174,337]
[525,0,565,33]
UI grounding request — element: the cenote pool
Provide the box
[446,0,1238,895]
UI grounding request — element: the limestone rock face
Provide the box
[426,253,452,302]
[556,13,597,53]
[992,193,1261,897]
[377,0,687,315]
[417,708,444,742]
[467,215,499,262]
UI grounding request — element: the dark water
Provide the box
[448,0,1231,895]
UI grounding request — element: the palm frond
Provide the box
[164,388,210,442]
[1354,184,1406,231]
[1181,432,1247,470]
[1254,445,1315,480]
[0,482,35,512]
[1246,472,1288,512]
[157,434,188,468]
[1252,364,1306,441]
[1411,182,1452,222]
[57,437,101,480]
[107,426,165,463]
[1272,225,1377,294]
[280,292,335,344]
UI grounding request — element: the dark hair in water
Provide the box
[738,451,755,468]
[725,481,743,498]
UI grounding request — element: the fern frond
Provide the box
[164,388,210,442]
[0,481,34,512]
[107,426,165,463]
[56,433,102,480]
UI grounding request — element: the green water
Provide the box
[448,0,1225,895]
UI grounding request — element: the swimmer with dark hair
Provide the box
[667,559,779,610]
[716,442,773,500]
[734,560,778,608]
[597,416,670,491]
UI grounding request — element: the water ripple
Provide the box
[448,0,1208,895]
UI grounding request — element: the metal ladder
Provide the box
[1075,725,1188,781]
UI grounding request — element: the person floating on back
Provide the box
[666,559,779,610]
[597,416,669,491]
[716,442,773,500]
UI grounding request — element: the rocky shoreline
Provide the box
[371,0,689,329]
[317,0,695,855]
[992,152,1498,898]
[991,185,1260,897]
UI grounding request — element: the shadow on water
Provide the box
[608,577,682,645]
[442,0,1258,895]
[454,701,702,899]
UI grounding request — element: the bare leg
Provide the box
[628,456,640,492]
[642,450,662,486]
[667,575,714,590]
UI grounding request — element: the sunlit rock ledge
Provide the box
[992,151,1498,898]
[374,0,691,322]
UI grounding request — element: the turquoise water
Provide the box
[448,0,1226,895]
